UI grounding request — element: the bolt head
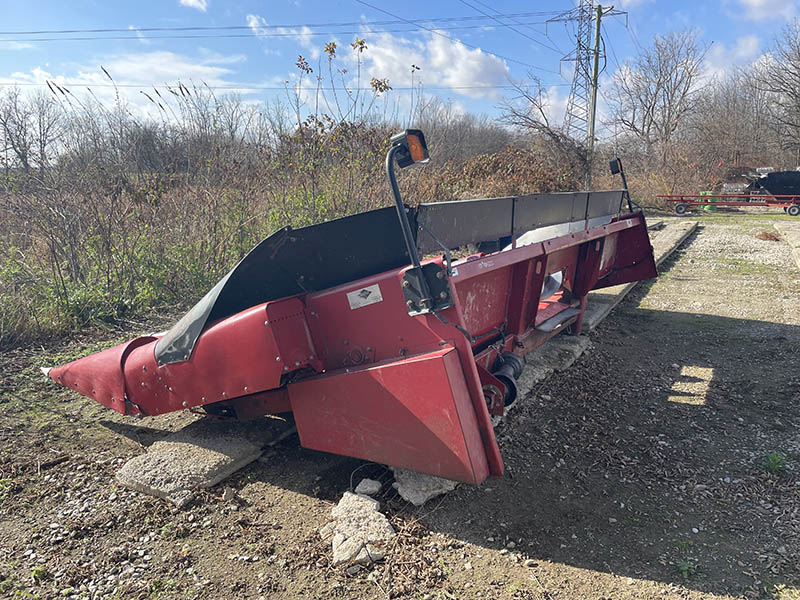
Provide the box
[406,300,414,307]
[436,271,444,279]
[440,291,448,299]
[402,280,410,287]
[182,401,187,407]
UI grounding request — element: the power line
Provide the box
[0,12,566,36]
[625,16,645,53]
[601,22,622,71]
[0,21,561,43]
[353,0,560,74]
[456,0,561,54]
[0,81,570,91]
[471,0,565,54]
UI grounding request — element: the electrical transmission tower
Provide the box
[548,0,594,144]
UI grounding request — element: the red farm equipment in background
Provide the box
[660,169,800,216]
[46,131,658,485]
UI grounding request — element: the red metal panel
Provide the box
[454,267,512,338]
[304,271,440,370]
[121,302,304,415]
[592,219,657,290]
[48,336,156,415]
[289,347,490,484]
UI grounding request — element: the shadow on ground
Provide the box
[420,302,799,597]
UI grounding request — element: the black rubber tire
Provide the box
[497,351,524,379]
[495,373,519,407]
[675,203,688,215]
[788,204,800,217]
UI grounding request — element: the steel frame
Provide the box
[48,209,656,484]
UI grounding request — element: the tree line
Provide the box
[2,21,799,347]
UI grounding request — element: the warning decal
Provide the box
[346,283,383,310]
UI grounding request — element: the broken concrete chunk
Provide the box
[391,468,458,506]
[115,416,291,507]
[322,491,395,567]
[354,478,382,496]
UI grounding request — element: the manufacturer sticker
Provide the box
[346,283,383,310]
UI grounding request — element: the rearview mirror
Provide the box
[609,158,622,175]
[390,129,430,169]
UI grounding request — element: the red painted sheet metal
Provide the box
[50,298,315,416]
[48,336,156,415]
[122,300,311,415]
[304,270,440,370]
[455,267,512,339]
[419,304,504,478]
[289,347,490,483]
[592,218,658,290]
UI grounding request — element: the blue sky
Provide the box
[0,0,796,122]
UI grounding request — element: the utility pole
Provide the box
[586,4,604,188]
[550,3,626,189]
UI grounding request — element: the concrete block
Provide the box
[115,416,292,507]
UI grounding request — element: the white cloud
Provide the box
[0,50,250,117]
[360,31,510,100]
[705,35,762,77]
[735,0,795,20]
[247,13,319,59]
[179,0,208,12]
[734,34,760,59]
[540,85,568,126]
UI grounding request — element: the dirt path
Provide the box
[1,212,799,600]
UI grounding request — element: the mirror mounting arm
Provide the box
[386,144,422,270]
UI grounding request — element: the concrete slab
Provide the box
[583,220,697,331]
[391,468,459,506]
[115,416,292,507]
[774,221,800,270]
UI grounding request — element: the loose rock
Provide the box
[354,478,382,496]
[321,492,395,567]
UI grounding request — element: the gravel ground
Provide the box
[0,211,798,600]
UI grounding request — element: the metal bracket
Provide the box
[401,263,454,316]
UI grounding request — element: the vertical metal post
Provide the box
[386,145,422,269]
[586,4,603,189]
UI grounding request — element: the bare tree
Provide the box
[0,87,34,173]
[499,75,588,176]
[687,66,779,171]
[30,90,63,173]
[754,19,800,164]
[607,30,706,167]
